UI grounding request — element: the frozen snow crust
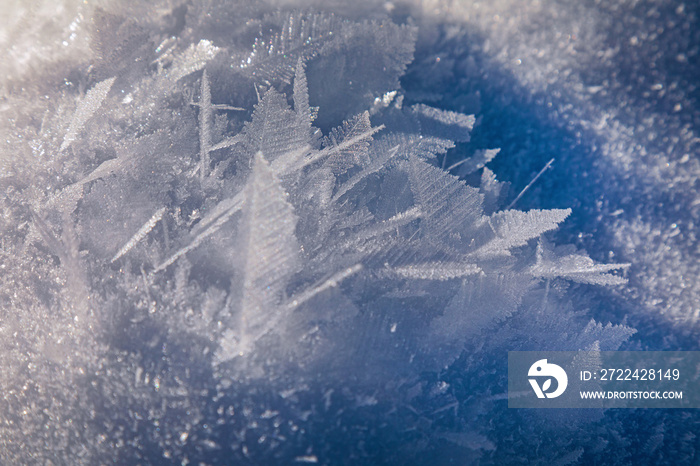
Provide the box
[0,0,697,464]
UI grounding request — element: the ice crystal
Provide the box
[0,2,642,464]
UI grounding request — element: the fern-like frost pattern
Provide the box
[0,4,636,464]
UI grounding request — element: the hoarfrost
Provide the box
[167,39,221,83]
[0,2,659,464]
[219,151,300,359]
[60,76,116,152]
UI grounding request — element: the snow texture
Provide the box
[0,0,696,464]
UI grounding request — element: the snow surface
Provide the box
[0,0,698,464]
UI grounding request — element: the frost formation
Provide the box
[0,2,638,464]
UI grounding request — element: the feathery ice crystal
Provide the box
[0,4,633,464]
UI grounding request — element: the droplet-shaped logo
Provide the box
[528,359,568,399]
